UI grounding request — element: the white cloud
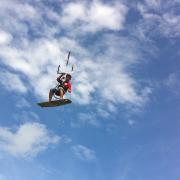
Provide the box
[16,98,31,108]
[71,102,118,128]
[0,30,12,45]
[0,0,38,20]
[0,0,41,37]
[0,71,27,93]
[61,2,86,24]
[61,134,72,144]
[72,35,151,107]
[136,0,180,39]
[144,0,161,9]
[165,72,180,95]
[61,1,128,33]
[107,102,117,113]
[72,144,96,161]
[0,122,60,157]
[71,112,99,127]
[13,111,40,122]
[166,73,178,87]
[0,0,127,37]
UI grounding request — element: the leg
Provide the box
[59,88,65,99]
[49,89,55,102]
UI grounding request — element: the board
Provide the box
[37,99,72,107]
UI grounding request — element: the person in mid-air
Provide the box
[49,73,72,102]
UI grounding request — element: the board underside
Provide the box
[37,99,72,107]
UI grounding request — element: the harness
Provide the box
[56,73,70,93]
[58,81,69,92]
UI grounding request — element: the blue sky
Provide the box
[0,0,180,180]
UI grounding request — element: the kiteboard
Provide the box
[37,99,72,108]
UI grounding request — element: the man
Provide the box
[49,73,72,102]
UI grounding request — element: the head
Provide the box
[66,74,72,81]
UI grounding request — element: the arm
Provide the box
[68,82,72,93]
[57,73,65,83]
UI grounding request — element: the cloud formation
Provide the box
[0,30,12,45]
[71,112,99,127]
[61,1,128,33]
[0,122,60,157]
[135,0,180,39]
[165,72,180,96]
[72,144,96,161]
[16,98,31,108]
[0,0,151,114]
[0,71,27,93]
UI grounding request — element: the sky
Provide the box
[0,0,180,180]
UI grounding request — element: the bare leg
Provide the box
[49,90,54,102]
[59,89,64,99]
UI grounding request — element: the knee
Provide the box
[60,89,64,95]
[50,88,55,93]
